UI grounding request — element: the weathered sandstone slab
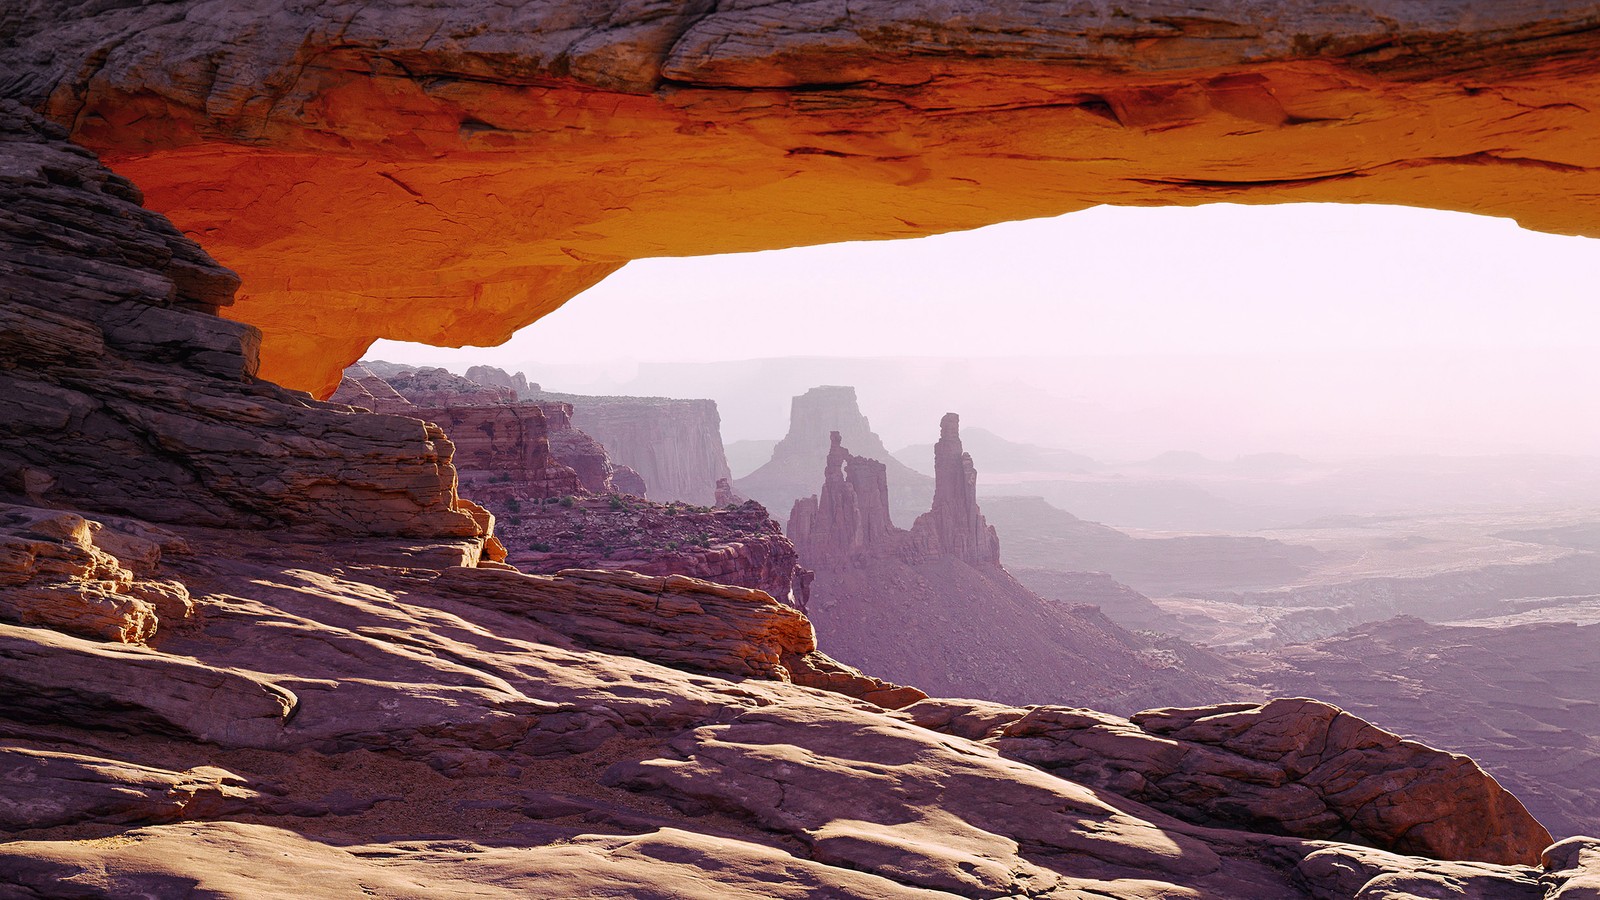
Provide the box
[904,696,1552,866]
[426,566,924,709]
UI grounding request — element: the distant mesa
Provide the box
[790,413,1238,713]
[738,386,933,528]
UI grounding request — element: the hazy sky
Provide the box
[372,202,1600,458]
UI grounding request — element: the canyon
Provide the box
[7,3,1600,898]
[789,418,1242,714]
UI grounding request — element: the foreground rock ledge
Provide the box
[6,2,1600,392]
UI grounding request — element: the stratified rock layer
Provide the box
[0,101,483,542]
[7,2,1600,391]
[742,386,933,527]
[904,696,1553,866]
[530,390,733,506]
[500,495,804,605]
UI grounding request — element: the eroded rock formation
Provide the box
[7,3,1600,391]
[501,495,805,605]
[907,413,1001,566]
[904,696,1552,866]
[531,390,733,506]
[0,101,484,544]
[790,417,1239,712]
[740,386,933,526]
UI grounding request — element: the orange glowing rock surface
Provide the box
[7,2,1600,394]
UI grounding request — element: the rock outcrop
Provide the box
[7,3,1600,391]
[333,364,640,499]
[500,494,805,605]
[1242,615,1600,840]
[334,365,799,600]
[0,101,485,543]
[740,386,933,527]
[905,696,1552,866]
[1,504,191,644]
[428,566,924,710]
[2,498,1581,899]
[906,413,1001,566]
[790,418,1241,713]
[530,390,733,506]
[465,364,536,398]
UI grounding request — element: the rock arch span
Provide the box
[5,1,1599,393]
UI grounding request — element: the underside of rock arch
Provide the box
[6,1,1600,394]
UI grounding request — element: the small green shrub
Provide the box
[559,495,575,508]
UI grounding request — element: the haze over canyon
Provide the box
[5,3,1600,899]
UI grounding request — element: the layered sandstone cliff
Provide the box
[333,364,648,500]
[334,365,795,599]
[530,389,734,507]
[740,386,933,527]
[0,101,484,545]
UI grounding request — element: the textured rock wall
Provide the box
[740,386,933,526]
[534,392,733,506]
[498,494,805,605]
[904,696,1553,866]
[6,2,1600,391]
[907,413,1001,566]
[0,101,482,541]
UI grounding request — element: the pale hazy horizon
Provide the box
[371,202,1600,461]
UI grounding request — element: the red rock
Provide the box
[532,390,735,506]
[790,419,1239,713]
[905,696,1553,866]
[0,103,486,544]
[741,386,932,526]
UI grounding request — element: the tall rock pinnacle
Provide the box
[911,414,1001,567]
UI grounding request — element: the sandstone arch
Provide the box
[5,1,1599,394]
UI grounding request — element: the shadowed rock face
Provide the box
[14,2,1600,391]
[742,386,933,527]
[0,101,484,543]
[903,696,1553,866]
